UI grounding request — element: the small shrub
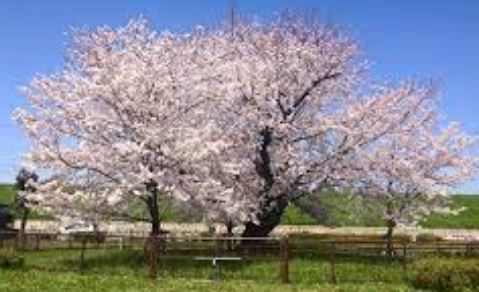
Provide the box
[0,247,24,268]
[410,257,479,291]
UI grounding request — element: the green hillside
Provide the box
[282,193,479,229]
[420,195,479,229]
[1,182,479,228]
[0,184,15,204]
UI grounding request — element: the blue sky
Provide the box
[1,0,478,192]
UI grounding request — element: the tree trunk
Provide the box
[385,218,396,260]
[241,197,289,238]
[241,126,291,240]
[20,207,29,249]
[224,220,235,251]
[145,180,160,236]
[226,220,234,237]
[20,207,29,235]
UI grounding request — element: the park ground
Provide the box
[3,183,479,291]
[1,272,411,292]
[0,248,415,291]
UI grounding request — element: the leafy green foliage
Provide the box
[410,257,479,291]
[281,204,318,225]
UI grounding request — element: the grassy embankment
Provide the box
[2,183,479,228]
[281,192,479,229]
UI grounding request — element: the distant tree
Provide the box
[349,124,475,258]
[14,168,38,243]
[0,204,15,230]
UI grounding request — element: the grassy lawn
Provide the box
[0,248,412,291]
[0,270,411,292]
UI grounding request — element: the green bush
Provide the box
[0,247,24,268]
[410,257,479,291]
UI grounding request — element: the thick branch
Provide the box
[254,127,275,192]
[276,71,341,121]
[292,72,341,109]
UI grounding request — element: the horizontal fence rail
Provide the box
[1,231,479,284]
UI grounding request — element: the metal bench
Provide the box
[194,256,242,280]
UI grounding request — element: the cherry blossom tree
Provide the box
[174,14,477,238]
[13,18,231,235]
[349,121,475,257]
[14,13,477,238]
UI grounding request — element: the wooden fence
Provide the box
[2,231,479,283]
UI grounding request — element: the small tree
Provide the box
[14,168,38,245]
[351,123,476,258]
[13,18,222,235]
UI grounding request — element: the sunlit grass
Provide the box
[0,248,413,291]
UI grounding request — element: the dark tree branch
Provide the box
[275,70,342,122]
[292,72,341,110]
[254,127,275,192]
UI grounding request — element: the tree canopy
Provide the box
[14,14,477,236]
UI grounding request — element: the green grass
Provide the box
[0,270,412,292]
[281,192,387,227]
[420,195,479,229]
[283,193,479,229]
[0,184,15,204]
[0,248,413,291]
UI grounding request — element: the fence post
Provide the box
[402,242,407,280]
[79,236,86,273]
[21,232,26,251]
[148,236,158,280]
[329,241,337,284]
[14,233,18,250]
[35,233,40,251]
[279,237,290,284]
[466,241,472,257]
[129,230,133,249]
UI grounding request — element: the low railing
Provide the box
[1,231,479,283]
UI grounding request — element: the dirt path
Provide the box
[14,220,479,240]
